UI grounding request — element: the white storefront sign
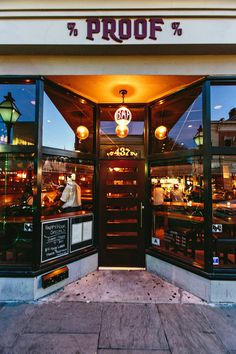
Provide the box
[0,17,236,46]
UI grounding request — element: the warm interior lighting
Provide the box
[155,125,168,140]
[115,124,129,138]
[193,125,203,146]
[76,125,89,141]
[114,89,132,127]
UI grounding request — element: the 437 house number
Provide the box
[107,147,138,157]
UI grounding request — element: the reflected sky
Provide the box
[0,84,36,144]
[100,121,144,135]
[211,85,236,121]
[168,94,202,149]
[43,93,75,150]
[0,84,35,122]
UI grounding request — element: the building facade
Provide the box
[1,1,236,302]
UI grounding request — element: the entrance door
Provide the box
[99,159,145,267]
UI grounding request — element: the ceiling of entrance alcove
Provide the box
[46,75,204,103]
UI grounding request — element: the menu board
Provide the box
[41,219,69,262]
[70,214,93,252]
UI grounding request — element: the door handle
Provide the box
[140,202,144,228]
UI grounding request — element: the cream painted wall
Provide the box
[0,55,236,76]
[1,0,236,11]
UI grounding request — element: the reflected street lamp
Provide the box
[0,92,21,144]
[193,125,203,146]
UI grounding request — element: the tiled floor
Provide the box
[43,270,206,304]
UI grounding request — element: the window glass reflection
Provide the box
[0,153,35,266]
[150,86,202,154]
[150,158,204,269]
[212,156,236,268]
[43,82,94,153]
[41,156,94,217]
[0,82,36,145]
[211,84,236,147]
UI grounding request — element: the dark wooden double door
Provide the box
[99,160,145,267]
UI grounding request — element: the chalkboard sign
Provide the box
[41,219,69,263]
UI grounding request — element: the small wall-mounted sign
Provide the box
[152,237,160,246]
[24,223,33,232]
[213,256,219,265]
[212,224,223,233]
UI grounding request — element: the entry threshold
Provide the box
[99,267,146,271]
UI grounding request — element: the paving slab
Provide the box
[199,304,236,351]
[25,302,102,334]
[45,270,205,304]
[99,303,168,350]
[158,304,228,354]
[0,303,35,352]
[10,333,98,354]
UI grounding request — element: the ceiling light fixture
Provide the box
[114,89,132,127]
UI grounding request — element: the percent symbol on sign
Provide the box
[67,22,78,36]
[171,22,182,36]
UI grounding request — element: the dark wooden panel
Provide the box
[106,199,137,207]
[106,236,138,244]
[106,210,138,219]
[105,185,138,193]
[105,223,138,232]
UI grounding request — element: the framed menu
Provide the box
[70,214,93,252]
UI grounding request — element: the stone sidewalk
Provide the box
[1,271,236,354]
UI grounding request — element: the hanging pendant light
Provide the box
[155,125,168,140]
[76,125,89,141]
[114,89,132,127]
[115,124,129,138]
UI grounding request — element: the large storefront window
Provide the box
[41,156,94,217]
[43,81,94,154]
[211,83,236,147]
[150,85,202,154]
[0,153,35,265]
[150,158,204,269]
[0,80,36,146]
[212,155,236,268]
